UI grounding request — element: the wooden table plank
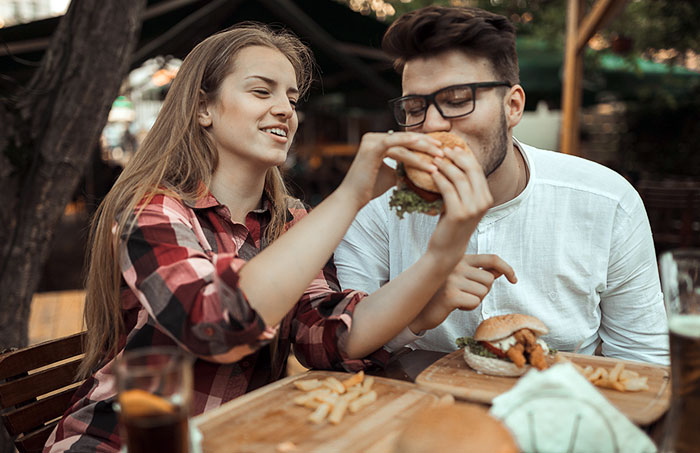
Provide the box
[193,370,453,453]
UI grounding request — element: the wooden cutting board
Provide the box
[415,350,671,425]
[193,371,453,453]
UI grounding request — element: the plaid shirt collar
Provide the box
[183,184,288,218]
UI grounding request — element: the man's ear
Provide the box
[504,84,525,129]
[197,90,212,127]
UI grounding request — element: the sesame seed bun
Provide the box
[474,314,549,342]
[394,403,519,453]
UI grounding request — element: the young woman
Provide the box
[45,22,492,451]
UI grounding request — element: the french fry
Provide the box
[349,390,377,413]
[308,402,331,424]
[342,388,362,403]
[621,376,649,391]
[315,391,339,406]
[587,367,606,382]
[328,397,350,425]
[341,371,364,389]
[322,377,346,394]
[301,399,322,409]
[294,379,323,391]
[276,441,298,452]
[361,376,374,394]
[620,369,640,380]
[295,372,377,425]
[293,388,331,405]
[594,378,626,392]
[582,365,594,378]
[609,362,624,383]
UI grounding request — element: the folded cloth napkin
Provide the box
[489,363,656,453]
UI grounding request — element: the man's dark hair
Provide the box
[382,5,520,85]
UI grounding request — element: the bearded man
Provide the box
[334,5,669,365]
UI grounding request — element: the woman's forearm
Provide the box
[342,251,453,359]
[238,188,361,326]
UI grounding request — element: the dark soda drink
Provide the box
[663,315,700,453]
[121,409,189,453]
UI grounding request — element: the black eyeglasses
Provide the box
[389,81,512,127]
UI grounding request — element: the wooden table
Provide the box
[191,348,669,451]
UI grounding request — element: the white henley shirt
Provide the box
[335,140,669,365]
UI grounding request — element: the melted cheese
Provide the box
[486,335,518,352]
[486,335,549,353]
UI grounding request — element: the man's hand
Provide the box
[408,254,517,333]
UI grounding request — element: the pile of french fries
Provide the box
[292,371,376,425]
[556,356,649,392]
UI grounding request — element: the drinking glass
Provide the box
[659,248,700,453]
[115,347,194,453]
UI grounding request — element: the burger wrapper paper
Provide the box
[489,363,656,453]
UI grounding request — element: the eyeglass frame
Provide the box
[389,81,513,127]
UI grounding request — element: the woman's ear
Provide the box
[198,90,213,127]
[504,84,525,129]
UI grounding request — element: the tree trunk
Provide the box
[0,0,145,449]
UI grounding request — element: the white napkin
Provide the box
[489,363,657,453]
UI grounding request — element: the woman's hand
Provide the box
[336,131,444,211]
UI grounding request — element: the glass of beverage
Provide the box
[115,347,194,453]
[659,248,700,453]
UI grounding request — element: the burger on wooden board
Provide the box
[456,314,554,377]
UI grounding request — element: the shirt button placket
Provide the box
[477,224,491,318]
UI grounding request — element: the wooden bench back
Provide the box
[0,332,87,453]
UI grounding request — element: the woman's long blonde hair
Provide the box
[79,23,314,378]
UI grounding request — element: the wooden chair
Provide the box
[0,331,86,453]
[637,179,700,253]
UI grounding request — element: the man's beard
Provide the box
[482,110,509,177]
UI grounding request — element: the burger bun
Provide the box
[474,313,549,342]
[463,347,529,377]
[404,131,470,194]
[394,403,519,453]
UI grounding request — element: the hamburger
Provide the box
[456,314,553,377]
[389,131,469,219]
[394,403,519,453]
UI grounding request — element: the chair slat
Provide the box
[0,332,86,380]
[0,359,82,407]
[2,386,80,436]
[0,332,88,453]
[14,421,59,453]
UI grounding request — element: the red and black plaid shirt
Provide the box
[46,191,388,452]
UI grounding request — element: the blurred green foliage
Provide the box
[337,0,700,178]
[339,0,700,68]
